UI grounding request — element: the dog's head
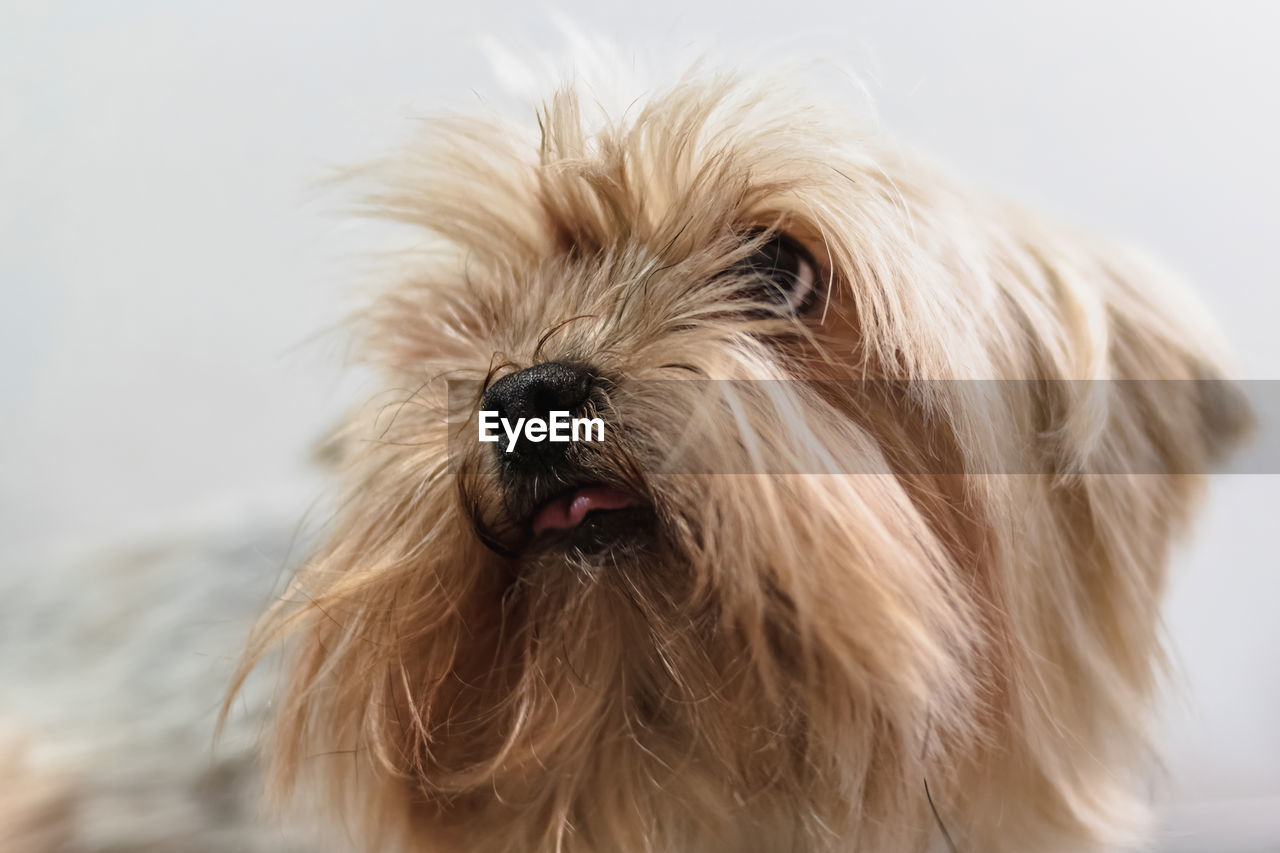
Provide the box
[234,74,1249,852]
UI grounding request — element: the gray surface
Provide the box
[0,517,326,851]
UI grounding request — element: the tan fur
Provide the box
[228,71,1250,852]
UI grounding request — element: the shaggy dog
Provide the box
[230,70,1249,852]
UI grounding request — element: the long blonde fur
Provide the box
[228,70,1250,852]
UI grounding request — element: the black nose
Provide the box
[480,361,596,464]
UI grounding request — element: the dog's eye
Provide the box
[733,231,820,315]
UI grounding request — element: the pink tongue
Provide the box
[531,486,638,536]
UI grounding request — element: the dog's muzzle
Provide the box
[479,361,650,554]
[481,361,596,469]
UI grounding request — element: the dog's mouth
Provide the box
[530,484,640,535]
[523,483,653,554]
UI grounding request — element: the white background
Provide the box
[3,1,1278,846]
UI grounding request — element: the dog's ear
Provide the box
[1006,226,1252,480]
[960,223,1253,848]
[1099,247,1253,468]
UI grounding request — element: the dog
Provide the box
[229,68,1250,852]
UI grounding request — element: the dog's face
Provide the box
[236,77,1249,852]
